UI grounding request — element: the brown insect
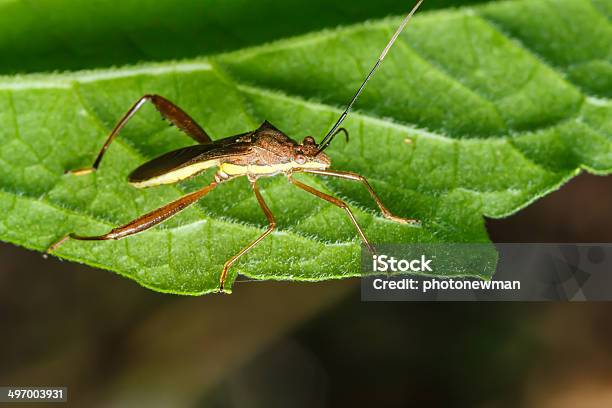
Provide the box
[47,0,424,292]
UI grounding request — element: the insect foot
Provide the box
[46,234,72,253]
[65,167,96,176]
[217,278,232,294]
[384,214,421,226]
[218,264,233,294]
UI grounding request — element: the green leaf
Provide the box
[0,0,610,294]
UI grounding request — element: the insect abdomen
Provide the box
[127,144,223,188]
[129,159,219,188]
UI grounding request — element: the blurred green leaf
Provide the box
[0,0,610,294]
[0,0,489,74]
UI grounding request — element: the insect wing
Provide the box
[128,141,252,184]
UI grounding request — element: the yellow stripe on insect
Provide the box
[130,159,220,188]
[220,161,326,176]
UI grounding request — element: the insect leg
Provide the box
[295,169,419,225]
[288,174,375,254]
[219,180,276,293]
[68,94,212,176]
[46,181,218,253]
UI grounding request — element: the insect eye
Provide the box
[303,136,316,145]
[296,154,306,165]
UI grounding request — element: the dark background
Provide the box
[1,173,611,407]
[1,0,612,406]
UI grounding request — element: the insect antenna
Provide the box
[317,0,424,153]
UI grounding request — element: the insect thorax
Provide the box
[217,129,328,179]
